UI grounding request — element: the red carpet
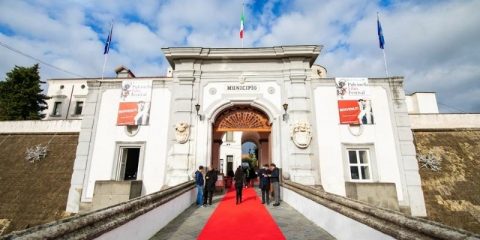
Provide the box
[197,187,285,240]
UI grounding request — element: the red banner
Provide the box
[338,100,361,124]
[117,102,138,126]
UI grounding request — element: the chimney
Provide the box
[115,65,136,78]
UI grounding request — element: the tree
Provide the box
[0,64,49,120]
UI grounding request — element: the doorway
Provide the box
[211,105,272,175]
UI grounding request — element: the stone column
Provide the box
[164,65,198,187]
[391,78,427,216]
[283,58,316,185]
[259,139,269,166]
[66,81,102,213]
[211,139,222,170]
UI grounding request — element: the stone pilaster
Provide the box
[390,78,427,216]
[283,59,316,185]
[66,81,102,213]
[164,66,199,187]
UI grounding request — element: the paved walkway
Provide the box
[150,188,335,240]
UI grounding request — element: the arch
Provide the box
[214,105,271,132]
[205,97,280,125]
[209,103,275,173]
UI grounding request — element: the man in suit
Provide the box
[203,167,218,206]
[258,164,271,204]
[269,163,280,206]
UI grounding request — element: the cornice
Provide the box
[162,45,323,68]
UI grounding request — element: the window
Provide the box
[114,143,145,181]
[226,131,234,142]
[347,149,372,181]
[74,101,84,115]
[52,102,62,116]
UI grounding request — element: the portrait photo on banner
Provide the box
[335,78,374,125]
[117,80,153,126]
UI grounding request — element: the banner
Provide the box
[117,80,152,126]
[336,78,374,125]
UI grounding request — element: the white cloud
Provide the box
[0,0,479,112]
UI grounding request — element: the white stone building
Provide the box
[50,45,429,217]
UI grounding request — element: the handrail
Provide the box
[282,180,480,240]
[1,181,195,240]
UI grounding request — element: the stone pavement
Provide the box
[150,188,335,240]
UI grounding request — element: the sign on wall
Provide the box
[117,80,153,126]
[336,78,374,125]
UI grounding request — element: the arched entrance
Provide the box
[210,105,272,176]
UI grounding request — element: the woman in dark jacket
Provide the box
[234,166,245,205]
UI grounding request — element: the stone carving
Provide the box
[268,86,275,94]
[418,153,441,171]
[175,122,190,144]
[291,122,312,149]
[25,144,48,163]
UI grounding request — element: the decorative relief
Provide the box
[209,88,217,95]
[291,122,312,149]
[214,106,271,132]
[268,87,275,94]
[175,122,190,144]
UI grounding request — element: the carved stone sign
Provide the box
[225,85,258,91]
[175,122,190,144]
[291,122,312,149]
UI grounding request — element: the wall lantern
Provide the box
[195,103,203,120]
[282,103,288,121]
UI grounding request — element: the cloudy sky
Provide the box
[0,0,479,112]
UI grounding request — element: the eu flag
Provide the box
[377,16,385,49]
[104,25,113,54]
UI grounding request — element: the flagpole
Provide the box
[241,2,244,48]
[102,22,113,81]
[101,54,108,80]
[377,12,389,77]
[382,48,389,77]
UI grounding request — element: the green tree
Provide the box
[0,64,49,120]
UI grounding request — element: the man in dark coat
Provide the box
[270,163,280,206]
[234,166,245,204]
[258,164,271,204]
[203,167,218,206]
[195,165,204,206]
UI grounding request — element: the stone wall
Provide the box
[0,133,78,235]
[414,130,480,233]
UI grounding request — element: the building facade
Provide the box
[63,45,426,216]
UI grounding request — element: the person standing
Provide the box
[195,166,204,206]
[258,164,271,204]
[270,163,280,206]
[234,166,245,205]
[203,167,217,206]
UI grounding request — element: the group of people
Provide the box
[233,163,280,206]
[194,163,281,207]
[194,166,218,207]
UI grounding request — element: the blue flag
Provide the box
[104,24,113,54]
[377,16,385,49]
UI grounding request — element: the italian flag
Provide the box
[240,12,244,39]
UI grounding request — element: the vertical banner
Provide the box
[336,78,374,125]
[117,80,152,126]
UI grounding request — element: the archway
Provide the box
[211,105,272,176]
